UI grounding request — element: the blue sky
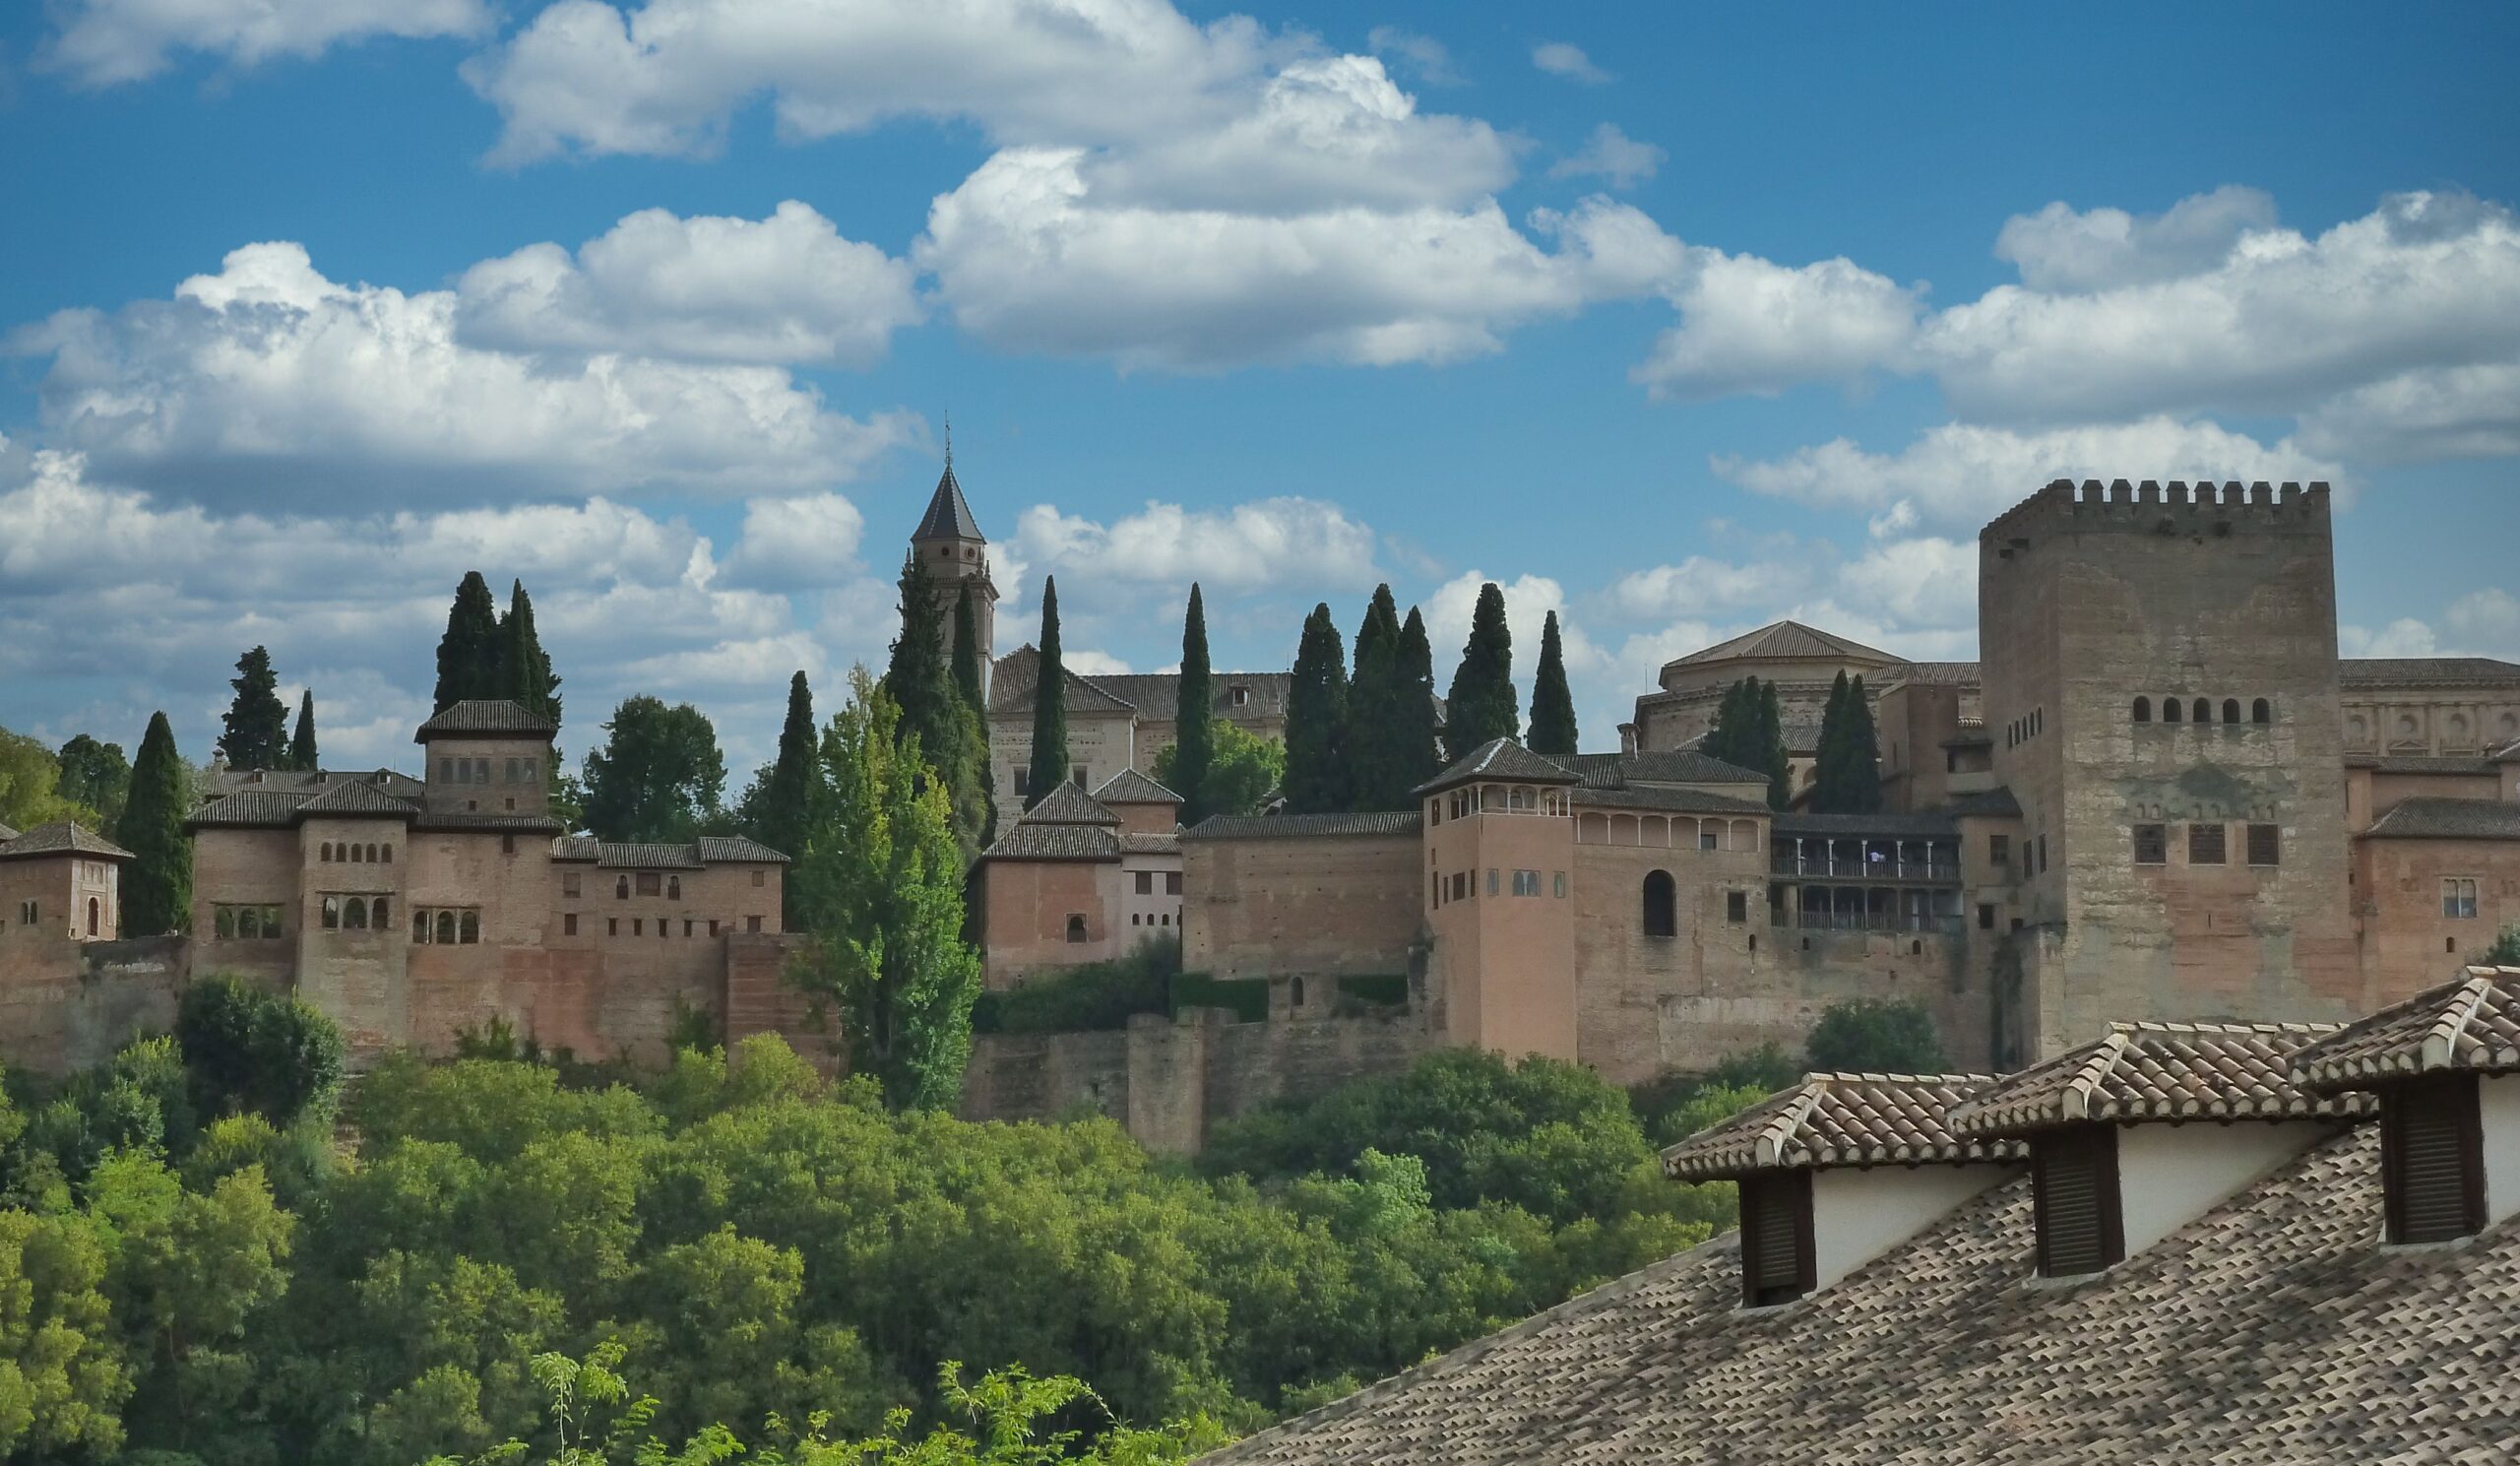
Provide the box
[3,1,2516,777]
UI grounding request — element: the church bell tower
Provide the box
[903,434,996,697]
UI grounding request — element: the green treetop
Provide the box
[1171,584,1215,826]
[951,581,996,849]
[1282,603,1350,814]
[1812,671,1884,814]
[885,557,990,860]
[286,690,317,772]
[1805,997,1945,1072]
[1443,582,1517,757]
[1025,577,1070,807]
[114,712,193,936]
[54,733,130,825]
[1752,679,1790,809]
[1154,721,1283,820]
[217,647,290,771]
[580,696,727,843]
[736,670,819,928]
[1343,585,1415,810]
[1396,606,1442,794]
[433,571,506,712]
[789,667,984,1112]
[499,580,562,725]
[1526,609,1578,756]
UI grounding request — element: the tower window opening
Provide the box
[2132,697,2150,724]
[2252,698,2272,724]
[2163,699,2182,724]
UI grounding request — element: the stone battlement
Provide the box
[1986,478,2330,543]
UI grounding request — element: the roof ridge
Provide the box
[2424,973,2499,1071]
[2108,1018,2347,1037]
[1751,1084,1828,1168]
[2062,1031,2132,1121]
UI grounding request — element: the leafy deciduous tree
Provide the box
[1804,997,1945,1073]
[1153,723,1283,820]
[54,733,131,824]
[581,697,727,844]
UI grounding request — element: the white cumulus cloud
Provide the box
[1991,185,2281,292]
[1548,123,1664,189]
[1531,41,1609,85]
[44,0,490,87]
[1634,249,1922,400]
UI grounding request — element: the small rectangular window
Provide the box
[1726,891,1748,924]
[2037,835,2048,872]
[562,872,581,898]
[1486,868,1499,897]
[2034,1126,2123,1277]
[1511,869,1541,896]
[1072,766,1089,789]
[1013,769,1031,797]
[1698,827,1718,852]
[2383,1076,2484,1243]
[1978,903,1995,930]
[1554,871,1567,899]
[1135,870,1155,895]
[747,916,763,933]
[1166,871,1182,895]
[633,918,644,935]
[2246,823,2280,866]
[1739,1170,1814,1307]
[608,918,618,935]
[685,919,694,936]
[564,914,579,936]
[2189,822,2226,865]
[1988,834,2010,867]
[710,919,721,936]
[2132,824,2167,865]
[2442,878,2479,919]
[752,868,766,888]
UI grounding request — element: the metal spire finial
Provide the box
[943,408,952,472]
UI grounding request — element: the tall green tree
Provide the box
[434,572,506,712]
[580,697,727,843]
[1283,603,1350,814]
[1025,578,1070,808]
[1171,584,1216,826]
[735,671,821,929]
[1343,585,1416,810]
[1396,606,1442,793]
[1443,582,1517,757]
[1154,722,1284,820]
[1812,671,1884,814]
[1752,680,1790,810]
[0,729,92,829]
[1526,610,1578,756]
[217,647,289,771]
[951,581,997,847]
[1702,676,1789,807]
[886,559,990,860]
[790,668,984,1111]
[498,580,562,724]
[114,713,192,935]
[286,691,318,772]
[54,734,131,824]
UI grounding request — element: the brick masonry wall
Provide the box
[1183,833,1422,982]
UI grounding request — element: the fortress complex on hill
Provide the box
[4,475,2518,1138]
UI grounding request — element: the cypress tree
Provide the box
[1701,677,1753,770]
[1284,603,1350,813]
[1397,606,1442,792]
[1812,671,1851,809]
[115,712,192,936]
[951,581,996,845]
[498,580,562,724]
[1527,610,1578,756]
[217,646,289,770]
[1172,584,1215,826]
[1443,582,1517,757]
[1754,678,1791,810]
[1025,577,1070,807]
[288,690,318,772]
[433,571,504,712]
[761,671,817,927]
[1812,670,1885,814]
[1344,585,1411,809]
[886,557,990,859]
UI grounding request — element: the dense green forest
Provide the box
[0,979,1789,1465]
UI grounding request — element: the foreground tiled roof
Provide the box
[1020,781,1120,825]
[1416,738,1581,797]
[1203,1127,2520,1465]
[1883,660,1982,688]
[0,820,133,861]
[414,699,560,739]
[984,651,1142,717]
[1662,1073,2026,1179]
[292,780,421,819]
[1948,1021,2371,1135]
[982,822,1122,861]
[695,835,788,864]
[2293,967,2520,1090]
[1662,619,1901,671]
[2339,655,2520,687]
[1561,750,1768,790]
[1179,812,1423,842]
[414,813,567,834]
[1118,831,1180,856]
[1093,768,1182,804]
[548,839,702,868]
[2361,796,2520,841]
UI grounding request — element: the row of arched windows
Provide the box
[2133,696,2273,727]
[321,841,392,863]
[320,894,389,929]
[2005,708,2046,749]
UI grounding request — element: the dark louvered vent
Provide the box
[2034,1127,2123,1278]
[2383,1076,2483,1244]
[1739,1170,1815,1307]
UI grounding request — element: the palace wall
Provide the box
[1182,830,1422,982]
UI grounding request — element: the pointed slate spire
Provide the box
[913,460,985,543]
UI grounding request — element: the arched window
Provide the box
[2132,697,2151,723]
[1642,870,1677,938]
[370,897,389,928]
[667,875,681,900]
[366,843,379,862]
[1291,977,1306,1007]
[239,906,260,939]
[344,897,367,929]
[1066,914,1088,943]
[2191,698,2210,725]
[2164,699,2183,724]
[460,911,480,943]
[436,910,457,944]
[320,842,334,861]
[2252,698,2272,725]
[322,896,342,929]
[86,897,100,937]
[2222,699,2240,725]
[217,907,236,939]
[616,876,630,900]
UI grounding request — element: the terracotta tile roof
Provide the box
[1883,660,1982,687]
[1119,832,1181,856]
[1020,782,1120,825]
[1091,671,1292,725]
[2292,967,2520,1090]
[1204,1127,2520,1465]
[1561,751,1767,790]
[205,767,426,802]
[1416,738,1581,797]
[1568,785,1769,817]
[413,699,559,740]
[548,839,702,869]
[1661,619,1900,671]
[1948,1021,2372,1136]
[292,780,421,819]
[2361,797,2520,841]
[414,813,566,834]
[981,822,1121,861]
[984,649,1142,717]
[1179,812,1422,842]
[190,790,313,828]
[0,821,18,843]
[1661,1073,2027,1179]
[1093,769,1182,804]
[0,820,133,861]
[2340,656,2520,687]
[695,835,788,864]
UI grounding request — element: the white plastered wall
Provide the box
[2114,1121,2333,1256]
[2481,1073,2520,1226]
[1810,1165,2021,1290]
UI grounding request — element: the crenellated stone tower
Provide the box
[1980,479,2360,1062]
[903,452,996,698]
